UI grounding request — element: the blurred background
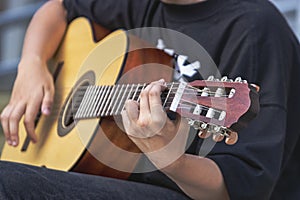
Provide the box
[0,0,299,152]
[0,0,46,150]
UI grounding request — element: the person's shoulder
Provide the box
[225,0,294,41]
[236,0,289,30]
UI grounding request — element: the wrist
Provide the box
[161,153,186,175]
[18,54,46,69]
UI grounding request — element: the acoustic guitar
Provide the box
[0,18,259,179]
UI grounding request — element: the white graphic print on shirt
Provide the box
[156,39,201,82]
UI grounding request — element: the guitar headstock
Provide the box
[172,76,260,145]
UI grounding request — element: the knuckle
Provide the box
[9,113,20,122]
[23,117,34,126]
[45,84,54,93]
[149,89,159,97]
[10,131,18,138]
[0,112,8,121]
[140,90,149,98]
[137,118,150,127]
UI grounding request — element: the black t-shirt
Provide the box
[63,0,300,199]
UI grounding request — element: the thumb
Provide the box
[41,84,54,115]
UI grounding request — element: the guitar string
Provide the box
[46,96,212,116]
[47,90,225,120]
[44,101,220,121]
[47,87,231,111]
[55,84,232,98]
[48,85,228,112]
[45,84,230,116]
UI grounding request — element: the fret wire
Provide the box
[98,86,113,117]
[102,85,117,116]
[88,85,99,117]
[121,84,135,112]
[75,86,86,118]
[73,89,82,118]
[137,83,147,102]
[92,85,105,117]
[163,82,174,108]
[82,85,95,118]
[97,85,110,117]
[105,85,120,116]
[110,84,125,116]
[90,86,102,117]
[85,86,98,118]
[115,84,130,115]
[131,83,140,101]
[77,86,93,118]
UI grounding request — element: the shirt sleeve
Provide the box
[202,2,300,199]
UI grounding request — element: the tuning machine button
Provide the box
[224,130,238,145]
[205,125,223,142]
[221,76,228,82]
[235,77,242,82]
[207,75,215,81]
[228,88,236,98]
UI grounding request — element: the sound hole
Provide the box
[57,70,95,137]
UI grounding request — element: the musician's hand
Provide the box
[0,57,54,147]
[121,79,190,169]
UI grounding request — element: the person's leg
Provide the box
[0,161,190,200]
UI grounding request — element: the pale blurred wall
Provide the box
[270,0,300,40]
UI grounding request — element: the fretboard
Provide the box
[73,82,186,120]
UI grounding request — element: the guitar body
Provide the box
[1,18,173,179]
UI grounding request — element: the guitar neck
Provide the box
[74,82,184,120]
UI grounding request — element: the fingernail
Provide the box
[42,107,51,115]
[12,141,17,147]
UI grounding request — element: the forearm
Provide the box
[21,0,67,64]
[162,154,229,200]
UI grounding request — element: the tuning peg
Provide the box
[207,75,215,81]
[196,122,211,139]
[224,131,238,145]
[235,77,242,82]
[198,130,211,139]
[218,111,226,121]
[212,133,224,142]
[215,87,225,97]
[221,76,228,82]
[204,125,222,142]
[220,76,235,82]
[206,108,215,119]
[201,87,210,97]
[228,88,236,98]
[250,83,260,92]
